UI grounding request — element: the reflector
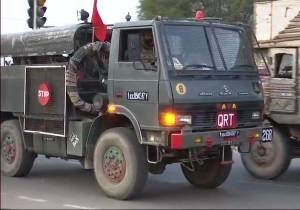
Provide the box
[170,133,183,150]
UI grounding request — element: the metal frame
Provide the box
[23,65,67,137]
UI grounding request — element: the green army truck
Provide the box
[240,5,300,179]
[241,44,300,180]
[1,18,272,200]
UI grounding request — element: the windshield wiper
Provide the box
[182,64,215,70]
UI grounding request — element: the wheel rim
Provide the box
[103,146,126,184]
[250,142,276,166]
[2,135,17,164]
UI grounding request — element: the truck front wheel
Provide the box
[1,120,36,177]
[93,127,148,200]
[181,146,232,188]
[241,127,291,179]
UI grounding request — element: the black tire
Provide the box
[1,120,36,177]
[93,127,148,200]
[181,146,232,188]
[241,126,291,179]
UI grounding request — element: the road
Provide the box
[1,152,300,209]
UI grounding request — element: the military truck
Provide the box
[241,0,300,179]
[1,17,272,200]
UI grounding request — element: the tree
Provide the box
[138,0,198,19]
[138,0,253,24]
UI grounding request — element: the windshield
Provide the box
[163,25,255,72]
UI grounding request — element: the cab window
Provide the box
[119,29,154,63]
[275,53,293,79]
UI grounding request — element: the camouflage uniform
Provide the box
[140,31,154,63]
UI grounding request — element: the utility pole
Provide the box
[33,0,37,30]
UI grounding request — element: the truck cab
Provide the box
[107,19,267,148]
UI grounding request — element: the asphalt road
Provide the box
[1,152,299,209]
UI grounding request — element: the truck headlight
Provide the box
[178,115,192,125]
[160,112,192,126]
[251,111,261,120]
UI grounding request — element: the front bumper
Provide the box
[169,125,271,150]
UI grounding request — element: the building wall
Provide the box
[255,0,300,41]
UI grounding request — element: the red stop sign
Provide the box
[38,83,51,106]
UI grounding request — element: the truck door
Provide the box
[110,27,159,128]
[268,48,298,113]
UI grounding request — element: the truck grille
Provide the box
[192,110,253,128]
[173,102,262,129]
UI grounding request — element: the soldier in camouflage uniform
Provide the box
[140,30,154,64]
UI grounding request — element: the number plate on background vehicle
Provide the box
[262,128,273,142]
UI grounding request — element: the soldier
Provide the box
[140,30,154,64]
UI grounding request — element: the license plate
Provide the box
[220,130,240,146]
[262,128,273,142]
[216,111,237,129]
[220,130,240,138]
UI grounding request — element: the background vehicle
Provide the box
[1,16,271,200]
[241,0,300,179]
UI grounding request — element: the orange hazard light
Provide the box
[107,104,116,113]
[161,112,176,127]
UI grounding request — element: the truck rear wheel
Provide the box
[93,127,148,200]
[181,146,232,188]
[1,120,35,177]
[241,127,291,179]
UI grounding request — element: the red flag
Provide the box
[92,0,107,42]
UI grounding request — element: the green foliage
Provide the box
[138,0,253,24]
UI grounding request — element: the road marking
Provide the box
[18,195,48,203]
[64,204,96,209]
[239,180,300,190]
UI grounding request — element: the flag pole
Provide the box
[92,27,95,43]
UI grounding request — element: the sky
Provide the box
[1,0,139,34]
